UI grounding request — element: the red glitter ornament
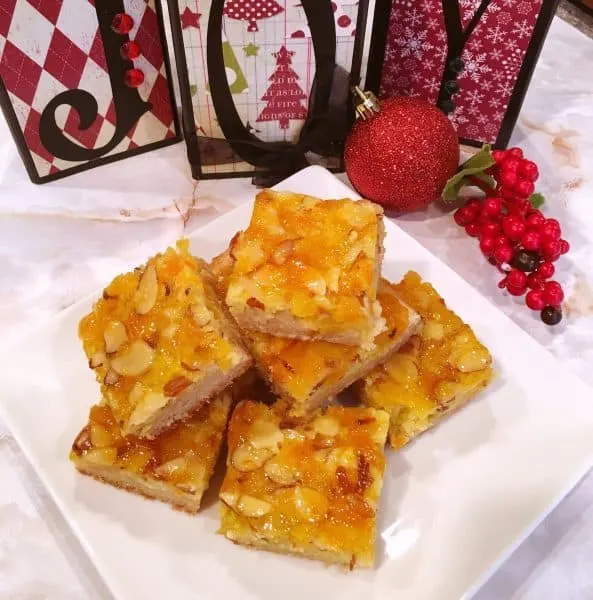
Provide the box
[344,95,459,213]
[124,68,144,88]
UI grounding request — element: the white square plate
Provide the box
[1,166,593,600]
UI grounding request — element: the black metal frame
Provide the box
[365,0,561,149]
[0,0,180,184]
[167,0,370,179]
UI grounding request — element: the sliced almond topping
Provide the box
[154,457,188,482]
[237,495,272,518]
[283,428,307,442]
[72,426,92,454]
[324,446,358,471]
[452,331,472,347]
[134,264,158,315]
[190,303,213,328]
[271,239,296,266]
[90,423,114,448]
[220,491,239,509]
[434,381,463,404]
[229,232,242,259]
[312,416,340,437]
[452,347,491,373]
[305,275,327,297]
[104,320,128,354]
[386,354,418,384]
[128,382,144,404]
[104,369,120,386]
[162,324,178,339]
[164,375,193,397]
[82,447,117,466]
[119,447,152,474]
[127,392,167,429]
[301,195,319,209]
[181,361,201,372]
[366,411,389,446]
[371,300,383,319]
[246,297,265,310]
[325,267,340,294]
[250,420,284,451]
[264,457,298,486]
[344,243,363,267]
[110,340,154,376]
[423,320,445,341]
[89,351,106,369]
[231,443,274,472]
[293,487,329,522]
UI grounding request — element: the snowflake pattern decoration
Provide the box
[379,0,545,144]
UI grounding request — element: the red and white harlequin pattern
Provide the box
[379,0,544,144]
[0,0,176,177]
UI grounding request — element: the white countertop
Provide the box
[1,16,593,600]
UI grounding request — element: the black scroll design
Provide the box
[436,0,492,114]
[207,0,341,186]
[39,1,152,162]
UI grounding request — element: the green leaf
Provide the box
[459,144,495,172]
[442,144,497,202]
[472,171,496,188]
[529,192,545,208]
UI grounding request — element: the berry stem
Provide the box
[468,175,495,197]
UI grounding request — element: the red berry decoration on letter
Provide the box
[443,145,569,326]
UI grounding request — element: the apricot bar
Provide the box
[78,239,251,438]
[219,400,389,568]
[224,190,385,347]
[359,271,493,448]
[211,249,420,416]
[70,392,232,513]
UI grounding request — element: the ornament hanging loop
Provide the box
[352,86,380,120]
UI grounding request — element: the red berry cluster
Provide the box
[454,147,569,326]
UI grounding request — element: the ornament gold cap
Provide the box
[352,86,380,120]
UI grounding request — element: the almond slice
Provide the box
[231,443,274,472]
[104,370,120,386]
[111,340,154,376]
[237,495,272,517]
[453,347,491,373]
[164,375,193,397]
[90,423,115,448]
[191,303,213,328]
[220,491,239,509]
[264,458,298,486]
[134,264,158,315]
[82,447,117,466]
[104,320,128,354]
[293,487,329,522]
[312,416,340,437]
[127,392,167,429]
[154,457,188,481]
[271,239,295,266]
[89,351,106,369]
[250,420,284,451]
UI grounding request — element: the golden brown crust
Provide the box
[72,462,203,514]
[78,239,251,438]
[225,191,385,346]
[70,393,232,511]
[359,271,494,448]
[218,401,389,567]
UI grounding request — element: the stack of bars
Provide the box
[71,190,494,569]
